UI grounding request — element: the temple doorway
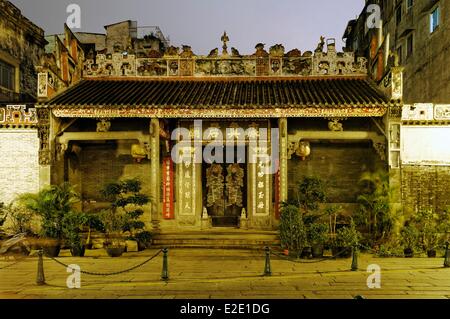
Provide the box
[202,146,247,227]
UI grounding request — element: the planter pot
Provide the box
[300,247,312,259]
[332,247,352,258]
[137,241,147,251]
[404,248,414,258]
[70,245,86,257]
[283,249,289,256]
[427,249,436,258]
[85,243,93,250]
[312,244,324,258]
[105,247,125,257]
[43,245,61,257]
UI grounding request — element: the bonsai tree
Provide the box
[18,183,80,256]
[334,220,361,258]
[295,176,326,215]
[308,222,329,258]
[84,211,104,249]
[100,178,151,252]
[279,203,307,256]
[324,205,343,240]
[400,222,419,257]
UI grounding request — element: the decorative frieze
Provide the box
[52,107,386,119]
[0,105,38,128]
[36,108,50,165]
[82,36,367,78]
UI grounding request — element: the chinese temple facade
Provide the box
[36,31,401,233]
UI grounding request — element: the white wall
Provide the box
[0,130,40,203]
[401,126,450,165]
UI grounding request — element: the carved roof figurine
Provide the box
[285,48,302,57]
[269,44,285,57]
[165,46,179,57]
[208,48,219,58]
[180,45,194,58]
[315,36,325,53]
[231,47,241,58]
[221,31,229,56]
[148,50,162,58]
[254,43,269,57]
[327,38,336,53]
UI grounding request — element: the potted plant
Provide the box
[415,210,441,257]
[134,230,153,251]
[100,178,151,256]
[333,220,361,258]
[18,183,80,257]
[279,203,307,257]
[295,176,326,215]
[308,223,329,258]
[99,208,127,257]
[62,211,90,257]
[400,222,419,258]
[84,212,104,250]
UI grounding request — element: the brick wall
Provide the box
[0,130,39,203]
[288,142,384,203]
[78,142,151,201]
[401,165,450,213]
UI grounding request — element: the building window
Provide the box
[430,6,440,33]
[0,60,15,91]
[396,5,402,25]
[407,33,414,57]
[407,0,414,11]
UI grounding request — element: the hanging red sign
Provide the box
[162,156,174,219]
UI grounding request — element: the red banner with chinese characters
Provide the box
[162,156,174,219]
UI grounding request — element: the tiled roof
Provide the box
[47,77,391,109]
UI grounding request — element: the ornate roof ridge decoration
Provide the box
[0,104,38,128]
[83,36,367,78]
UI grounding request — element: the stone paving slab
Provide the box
[1,248,450,299]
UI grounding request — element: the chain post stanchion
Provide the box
[161,248,169,281]
[36,249,46,285]
[444,242,450,268]
[264,246,272,276]
[351,245,358,271]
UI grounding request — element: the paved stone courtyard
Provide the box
[1,248,450,299]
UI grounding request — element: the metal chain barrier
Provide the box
[46,249,163,276]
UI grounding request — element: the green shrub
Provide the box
[279,203,307,253]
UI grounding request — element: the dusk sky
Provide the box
[10,0,365,54]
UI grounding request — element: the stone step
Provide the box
[152,230,280,249]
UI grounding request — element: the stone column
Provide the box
[37,108,51,190]
[150,118,161,232]
[279,118,288,204]
[387,105,402,234]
